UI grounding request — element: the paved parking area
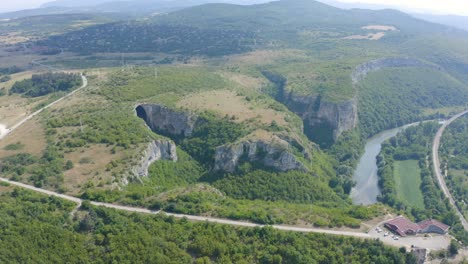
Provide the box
[368,225,450,250]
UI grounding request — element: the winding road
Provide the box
[0,72,372,239]
[432,110,468,231]
[0,74,88,140]
[0,72,456,250]
[0,177,373,238]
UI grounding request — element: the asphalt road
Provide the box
[0,71,454,250]
[432,110,468,231]
[0,74,88,140]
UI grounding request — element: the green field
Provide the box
[393,160,425,209]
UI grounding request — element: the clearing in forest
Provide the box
[393,160,425,209]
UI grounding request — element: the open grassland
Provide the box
[0,66,385,228]
[393,160,425,209]
[177,90,287,126]
[0,118,46,158]
[1,71,35,91]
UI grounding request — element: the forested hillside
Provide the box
[0,188,416,263]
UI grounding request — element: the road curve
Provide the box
[0,74,88,140]
[432,110,468,231]
[0,70,372,238]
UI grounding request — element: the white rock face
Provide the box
[133,140,178,178]
[214,140,307,173]
[136,104,198,137]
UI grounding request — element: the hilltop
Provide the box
[0,0,467,258]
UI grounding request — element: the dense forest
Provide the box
[0,188,416,263]
[376,122,468,244]
[10,72,82,97]
[358,68,467,138]
[37,23,255,57]
[440,115,468,220]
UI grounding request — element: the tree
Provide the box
[65,160,74,170]
[449,239,460,256]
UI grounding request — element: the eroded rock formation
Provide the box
[214,140,307,173]
[132,140,178,179]
[282,93,358,144]
[136,104,199,137]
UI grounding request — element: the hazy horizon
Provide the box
[1,0,468,16]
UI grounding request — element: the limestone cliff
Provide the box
[214,139,307,173]
[131,140,178,179]
[351,57,441,84]
[136,104,199,137]
[262,71,357,145]
[262,58,438,145]
[282,92,358,144]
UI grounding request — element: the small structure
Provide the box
[417,219,450,234]
[384,216,451,236]
[384,216,420,236]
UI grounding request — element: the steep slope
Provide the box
[34,0,468,142]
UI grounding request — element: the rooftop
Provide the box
[386,216,421,233]
[418,219,450,231]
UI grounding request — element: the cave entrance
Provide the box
[304,120,334,149]
[136,105,147,121]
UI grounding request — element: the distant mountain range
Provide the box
[0,0,467,32]
[412,14,468,32]
[317,0,468,32]
[0,0,271,19]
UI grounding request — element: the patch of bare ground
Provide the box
[0,118,46,158]
[1,71,36,91]
[218,72,266,90]
[177,90,287,126]
[361,25,397,31]
[0,95,30,127]
[0,32,30,45]
[241,129,288,146]
[63,145,121,195]
[0,72,51,127]
[343,32,387,40]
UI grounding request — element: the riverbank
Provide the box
[351,122,423,205]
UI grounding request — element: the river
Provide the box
[350,123,418,205]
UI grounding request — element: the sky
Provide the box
[336,0,468,16]
[1,0,468,16]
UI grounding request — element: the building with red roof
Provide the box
[384,216,421,236]
[384,216,450,236]
[417,219,450,234]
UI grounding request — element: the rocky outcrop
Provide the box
[282,92,358,144]
[352,57,441,84]
[136,104,199,137]
[262,71,357,145]
[132,140,178,178]
[214,140,307,173]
